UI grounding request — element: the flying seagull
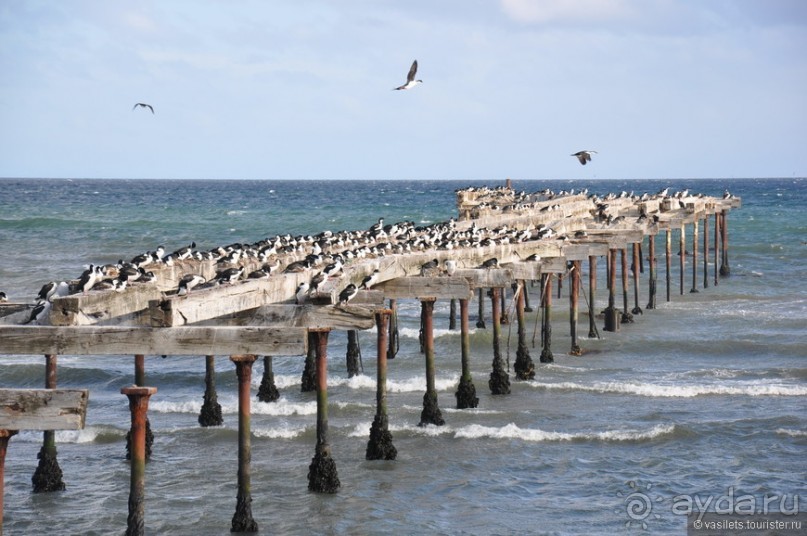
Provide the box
[394,60,422,90]
[571,150,597,165]
[132,102,154,114]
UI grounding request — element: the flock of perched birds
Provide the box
[8,184,726,326]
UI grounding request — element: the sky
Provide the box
[1,0,806,181]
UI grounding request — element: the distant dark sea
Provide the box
[1,177,805,535]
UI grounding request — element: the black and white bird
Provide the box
[444,259,457,276]
[309,272,326,294]
[132,102,154,114]
[338,284,358,305]
[24,299,51,325]
[420,259,439,275]
[77,265,103,294]
[571,150,597,165]
[0,291,7,302]
[295,281,310,304]
[215,267,243,285]
[177,274,206,295]
[37,281,69,302]
[359,269,380,290]
[481,258,498,268]
[322,259,343,278]
[394,60,422,90]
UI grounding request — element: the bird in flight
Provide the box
[394,60,422,90]
[132,102,154,114]
[571,150,597,165]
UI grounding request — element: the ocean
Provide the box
[0,177,805,535]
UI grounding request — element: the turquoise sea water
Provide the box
[0,178,805,535]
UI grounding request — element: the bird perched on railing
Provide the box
[360,269,380,290]
[338,284,358,305]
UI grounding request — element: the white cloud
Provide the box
[500,0,634,24]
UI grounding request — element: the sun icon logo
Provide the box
[615,480,664,530]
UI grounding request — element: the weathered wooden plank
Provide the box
[0,389,89,430]
[247,304,377,330]
[541,257,568,273]
[451,269,514,288]
[0,326,306,356]
[374,276,473,299]
[50,284,165,326]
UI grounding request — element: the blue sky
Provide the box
[1,0,805,181]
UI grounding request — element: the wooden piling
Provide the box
[229,355,258,531]
[665,229,672,302]
[1,430,18,536]
[199,355,224,425]
[514,281,536,377]
[569,263,582,356]
[366,311,396,460]
[679,224,685,296]
[488,287,511,393]
[588,255,598,338]
[257,355,280,403]
[540,274,554,363]
[523,281,533,313]
[448,299,457,330]
[620,248,633,324]
[387,299,399,360]
[121,386,157,536]
[691,219,699,293]
[419,300,445,425]
[455,298,479,409]
[301,331,317,392]
[647,235,657,309]
[604,248,619,332]
[631,242,643,315]
[499,286,509,325]
[308,330,341,492]
[703,215,709,289]
[32,354,65,493]
[346,330,361,378]
[714,211,720,285]
[720,210,731,276]
[476,287,486,329]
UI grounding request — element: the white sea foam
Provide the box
[248,398,317,416]
[151,400,201,414]
[253,424,309,439]
[530,381,807,397]
[453,423,676,442]
[17,427,110,444]
[775,428,807,438]
[399,327,463,340]
[387,373,460,393]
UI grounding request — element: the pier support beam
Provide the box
[703,215,709,289]
[449,299,457,330]
[488,287,511,393]
[631,242,643,316]
[387,299,399,360]
[691,219,700,293]
[301,332,317,392]
[257,355,280,403]
[524,281,533,313]
[122,386,157,536]
[419,300,445,425]
[514,281,536,377]
[679,225,686,295]
[126,355,153,461]
[604,248,619,332]
[499,286,509,325]
[719,210,731,276]
[366,311,397,460]
[455,298,479,408]
[569,263,582,356]
[346,330,361,378]
[620,248,634,324]
[588,255,598,338]
[476,288,486,329]
[230,355,258,532]
[308,330,340,493]
[199,355,224,426]
[665,229,672,302]
[714,212,720,286]
[647,235,657,310]
[540,274,555,363]
[32,354,65,493]
[1,430,18,535]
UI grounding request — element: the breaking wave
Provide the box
[529,381,807,397]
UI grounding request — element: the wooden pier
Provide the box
[0,184,741,534]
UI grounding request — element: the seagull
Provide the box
[571,150,597,165]
[338,284,358,306]
[394,60,422,90]
[133,102,154,114]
